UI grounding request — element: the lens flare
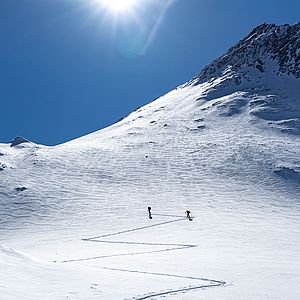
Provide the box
[101,0,137,13]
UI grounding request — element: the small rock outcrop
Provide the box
[15,187,27,192]
[10,137,30,147]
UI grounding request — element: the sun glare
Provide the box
[100,0,137,14]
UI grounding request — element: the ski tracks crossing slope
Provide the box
[59,213,226,299]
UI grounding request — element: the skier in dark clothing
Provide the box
[186,210,192,221]
[148,207,152,219]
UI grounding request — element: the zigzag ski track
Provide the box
[58,214,226,299]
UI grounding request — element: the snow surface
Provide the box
[0,23,300,299]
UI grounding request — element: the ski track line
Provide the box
[82,218,186,241]
[59,215,226,299]
[60,246,193,263]
[131,283,224,300]
[151,213,184,218]
[87,266,226,300]
[85,240,196,247]
[91,266,225,284]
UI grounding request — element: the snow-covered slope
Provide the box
[0,23,300,300]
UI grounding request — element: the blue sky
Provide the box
[0,0,299,145]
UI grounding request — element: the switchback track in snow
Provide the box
[59,214,226,299]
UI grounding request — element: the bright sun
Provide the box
[100,0,137,13]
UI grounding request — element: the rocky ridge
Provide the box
[193,22,300,84]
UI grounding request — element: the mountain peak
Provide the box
[193,22,300,84]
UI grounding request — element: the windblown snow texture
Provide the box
[0,23,299,300]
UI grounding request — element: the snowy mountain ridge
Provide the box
[192,22,300,84]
